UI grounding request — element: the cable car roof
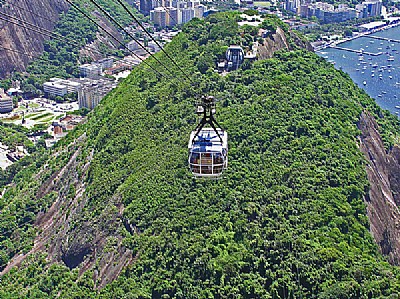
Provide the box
[188,128,228,150]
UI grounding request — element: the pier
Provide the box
[364,35,400,43]
[329,45,382,56]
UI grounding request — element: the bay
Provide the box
[316,25,400,116]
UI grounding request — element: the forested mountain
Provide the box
[1,11,400,298]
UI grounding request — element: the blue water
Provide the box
[317,25,400,116]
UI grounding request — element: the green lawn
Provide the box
[254,1,271,7]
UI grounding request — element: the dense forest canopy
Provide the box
[1,11,400,298]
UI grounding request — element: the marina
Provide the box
[317,25,400,115]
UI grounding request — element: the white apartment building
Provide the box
[49,78,81,94]
[43,82,68,97]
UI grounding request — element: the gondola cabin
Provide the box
[188,128,228,178]
[226,45,244,71]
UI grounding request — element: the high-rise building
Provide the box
[167,7,178,26]
[360,0,382,17]
[140,0,153,15]
[150,7,167,27]
[78,79,116,110]
[179,7,194,24]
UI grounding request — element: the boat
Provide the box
[371,74,375,77]
[378,94,382,97]
[382,91,387,94]
[396,106,400,109]
[389,76,393,79]
[356,69,360,71]
[363,81,367,85]
[372,63,378,68]
[388,56,394,61]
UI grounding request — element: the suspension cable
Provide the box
[114,0,195,83]
[83,0,176,77]
[63,0,167,78]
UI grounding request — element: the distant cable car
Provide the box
[226,45,244,71]
[188,96,228,178]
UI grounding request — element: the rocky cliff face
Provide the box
[358,111,400,265]
[257,27,313,59]
[1,134,134,288]
[0,0,69,78]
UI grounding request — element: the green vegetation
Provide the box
[1,12,400,298]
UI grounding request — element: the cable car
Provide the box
[188,96,228,178]
[226,45,244,71]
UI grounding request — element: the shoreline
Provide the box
[314,20,400,51]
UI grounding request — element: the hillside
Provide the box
[0,0,137,79]
[1,12,400,298]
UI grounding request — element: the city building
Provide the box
[285,0,301,13]
[168,7,178,26]
[0,89,13,113]
[78,78,117,110]
[298,2,356,23]
[43,82,68,97]
[140,0,153,15]
[150,7,167,27]
[180,7,195,24]
[49,78,81,94]
[79,64,102,78]
[96,57,114,69]
[359,0,382,17]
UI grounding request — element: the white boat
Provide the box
[378,94,382,97]
[363,81,367,85]
[372,74,375,77]
[382,91,387,94]
[389,76,393,79]
[396,105,400,109]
